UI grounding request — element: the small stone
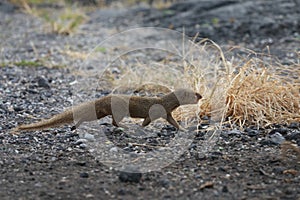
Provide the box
[83,133,95,141]
[269,128,288,135]
[85,194,94,198]
[221,129,241,138]
[13,106,23,112]
[159,178,170,188]
[119,172,142,183]
[80,172,89,178]
[198,123,209,129]
[79,143,87,149]
[37,76,50,88]
[222,185,229,193]
[112,67,120,74]
[189,143,197,150]
[288,122,299,129]
[119,167,142,183]
[259,139,274,146]
[162,125,177,132]
[118,189,126,195]
[269,132,285,145]
[196,153,207,161]
[245,129,259,137]
[109,147,118,153]
[228,129,242,135]
[74,138,88,145]
[208,151,222,160]
[113,127,124,133]
[76,161,86,166]
[286,131,300,141]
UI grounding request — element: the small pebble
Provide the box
[119,166,142,183]
[37,76,50,88]
[83,133,95,141]
[269,132,285,145]
[75,139,88,145]
[109,147,118,153]
[80,172,89,178]
[246,130,259,137]
[288,122,299,129]
[119,171,142,183]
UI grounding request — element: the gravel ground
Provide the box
[1,0,300,199]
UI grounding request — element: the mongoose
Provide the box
[13,88,202,132]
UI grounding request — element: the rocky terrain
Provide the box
[0,0,299,199]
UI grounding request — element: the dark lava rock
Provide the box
[37,76,51,89]
[13,106,23,112]
[159,178,171,188]
[268,132,285,145]
[286,131,300,143]
[208,151,223,160]
[119,170,142,183]
[221,129,242,138]
[269,128,289,135]
[79,172,89,178]
[288,122,299,129]
[245,128,259,137]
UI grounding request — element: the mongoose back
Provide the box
[13,88,202,132]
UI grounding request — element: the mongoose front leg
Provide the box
[166,114,180,130]
[112,117,129,129]
[112,117,120,127]
[142,117,151,127]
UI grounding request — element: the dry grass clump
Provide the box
[169,39,300,128]
[223,60,300,127]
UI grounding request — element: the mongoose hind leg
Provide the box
[166,114,180,130]
[142,117,151,127]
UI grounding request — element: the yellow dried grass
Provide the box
[175,55,300,128]
[224,61,300,127]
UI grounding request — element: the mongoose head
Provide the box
[173,88,202,105]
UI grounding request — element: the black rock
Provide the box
[269,128,289,135]
[286,131,300,141]
[221,129,242,138]
[159,178,170,188]
[288,122,299,129]
[208,151,223,160]
[13,106,23,112]
[79,172,89,178]
[162,125,177,132]
[37,76,51,89]
[268,132,285,145]
[245,128,259,137]
[119,170,142,183]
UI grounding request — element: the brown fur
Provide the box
[13,88,201,132]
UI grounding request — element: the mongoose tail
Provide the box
[14,109,74,132]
